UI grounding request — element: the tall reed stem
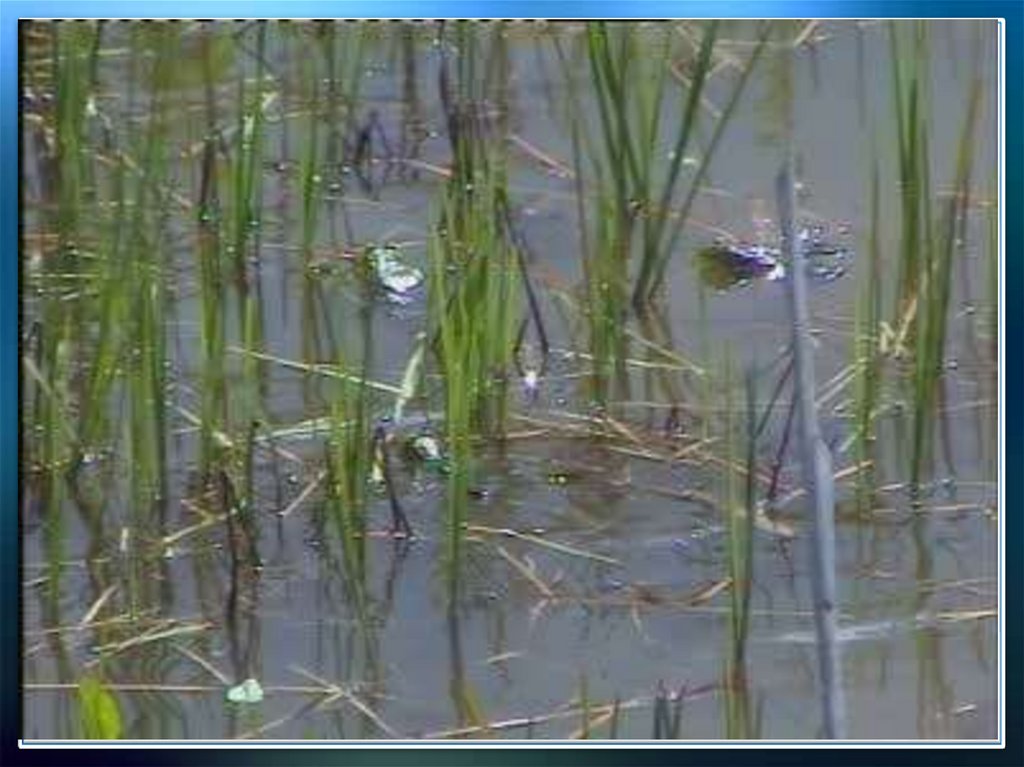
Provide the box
[777,158,846,739]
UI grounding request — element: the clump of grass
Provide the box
[428,22,522,590]
[428,173,520,587]
[125,24,178,512]
[555,22,766,403]
[195,23,229,478]
[323,301,376,589]
[27,22,97,492]
[850,154,884,510]
[429,183,520,436]
[888,21,985,488]
[231,24,269,352]
[292,22,368,370]
[889,22,930,326]
[654,346,760,738]
[222,22,277,510]
[575,22,768,307]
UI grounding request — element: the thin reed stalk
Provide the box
[777,157,846,739]
[852,153,884,510]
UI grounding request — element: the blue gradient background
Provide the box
[3,1,1019,765]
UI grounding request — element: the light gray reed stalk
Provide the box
[777,158,846,739]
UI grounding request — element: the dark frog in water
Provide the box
[694,222,853,291]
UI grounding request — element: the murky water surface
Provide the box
[21,20,998,740]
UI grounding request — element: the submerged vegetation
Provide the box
[21,19,998,741]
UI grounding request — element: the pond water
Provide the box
[21,20,999,740]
